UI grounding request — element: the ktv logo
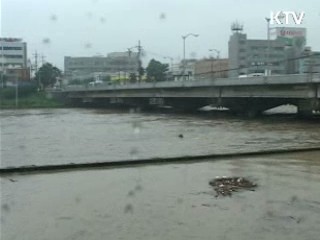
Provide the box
[270,11,305,25]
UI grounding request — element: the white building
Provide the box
[64,52,139,80]
[0,38,29,82]
[0,38,27,72]
[171,59,196,81]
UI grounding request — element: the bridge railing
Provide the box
[63,73,320,92]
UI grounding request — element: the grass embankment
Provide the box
[0,88,64,109]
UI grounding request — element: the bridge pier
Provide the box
[297,100,314,118]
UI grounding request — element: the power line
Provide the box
[196,53,320,76]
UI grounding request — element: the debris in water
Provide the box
[209,177,257,197]
[124,204,134,214]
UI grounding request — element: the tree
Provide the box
[35,63,62,89]
[146,59,169,82]
[129,73,137,83]
[101,75,111,82]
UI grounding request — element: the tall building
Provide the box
[228,24,287,77]
[271,27,307,74]
[0,38,29,81]
[64,52,139,80]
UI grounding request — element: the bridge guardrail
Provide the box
[63,74,320,92]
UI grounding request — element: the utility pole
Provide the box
[128,41,143,83]
[209,49,220,79]
[265,17,271,76]
[137,40,142,83]
[40,54,46,65]
[33,51,40,89]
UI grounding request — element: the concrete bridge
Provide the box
[57,74,320,117]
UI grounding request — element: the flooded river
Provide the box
[1,108,320,168]
[1,108,320,240]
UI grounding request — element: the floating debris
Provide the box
[209,177,257,197]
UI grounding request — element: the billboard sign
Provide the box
[271,27,306,47]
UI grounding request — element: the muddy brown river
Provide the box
[1,108,320,239]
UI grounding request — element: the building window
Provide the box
[2,47,23,50]
[4,55,23,59]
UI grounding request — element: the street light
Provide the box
[265,17,271,76]
[209,48,220,79]
[182,33,199,80]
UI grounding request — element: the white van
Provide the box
[89,80,103,86]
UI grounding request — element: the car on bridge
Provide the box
[88,80,103,87]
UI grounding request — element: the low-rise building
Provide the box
[299,47,320,74]
[64,52,139,81]
[194,58,228,78]
[171,59,196,81]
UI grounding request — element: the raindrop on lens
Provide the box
[42,38,51,45]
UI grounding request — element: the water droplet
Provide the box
[86,12,93,19]
[84,43,92,49]
[134,128,140,134]
[75,197,82,204]
[124,204,134,214]
[159,13,166,20]
[127,190,135,197]
[100,17,106,23]
[190,52,197,58]
[132,121,142,134]
[130,147,138,156]
[50,14,57,21]
[42,38,51,45]
[1,204,10,212]
[135,184,143,192]
[130,147,139,160]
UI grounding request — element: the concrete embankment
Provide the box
[1,147,320,175]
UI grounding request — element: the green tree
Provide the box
[146,59,169,82]
[35,63,62,89]
[129,73,137,83]
[101,75,111,82]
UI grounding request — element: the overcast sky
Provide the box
[1,0,320,70]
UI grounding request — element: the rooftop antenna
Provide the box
[231,21,243,33]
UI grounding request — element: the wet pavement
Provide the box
[1,151,320,240]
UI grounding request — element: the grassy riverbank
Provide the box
[0,90,64,109]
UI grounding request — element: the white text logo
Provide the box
[270,11,305,25]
